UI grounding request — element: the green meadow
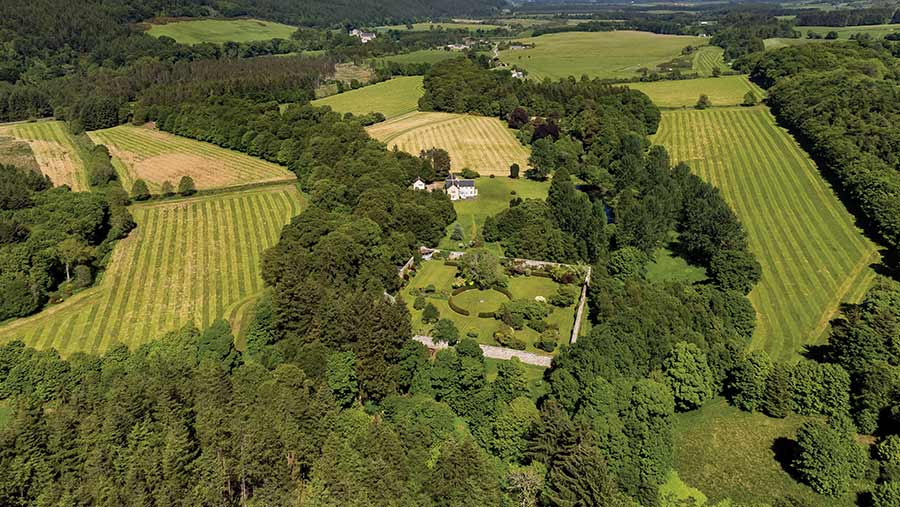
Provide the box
[146,18,296,44]
[654,106,878,361]
[796,23,900,39]
[372,49,465,65]
[626,75,764,108]
[312,76,424,119]
[497,31,711,80]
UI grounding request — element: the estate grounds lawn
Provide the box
[403,260,579,354]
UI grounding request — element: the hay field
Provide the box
[654,106,878,361]
[88,125,295,193]
[497,31,711,80]
[626,75,764,108]
[797,23,900,39]
[692,45,725,76]
[0,185,304,355]
[366,112,530,176]
[146,18,296,44]
[312,76,424,118]
[0,121,89,191]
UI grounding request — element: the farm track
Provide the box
[654,106,878,361]
[88,126,295,193]
[367,112,530,176]
[0,184,305,356]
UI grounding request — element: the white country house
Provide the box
[444,175,477,201]
[411,178,427,190]
[350,29,377,43]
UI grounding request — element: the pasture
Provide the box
[653,106,878,361]
[312,76,424,119]
[366,112,530,176]
[403,261,577,353]
[797,23,900,39]
[438,176,549,251]
[0,121,89,191]
[497,31,711,80]
[763,37,822,50]
[145,18,296,44]
[626,75,764,108]
[0,185,305,355]
[674,398,861,506]
[88,125,295,193]
[372,49,464,65]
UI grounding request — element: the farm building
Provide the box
[411,178,427,190]
[444,175,477,200]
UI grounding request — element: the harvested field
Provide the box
[88,125,295,193]
[366,112,530,176]
[0,185,305,355]
[1,121,88,190]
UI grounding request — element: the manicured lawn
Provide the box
[497,31,711,80]
[653,106,878,361]
[88,125,295,193]
[312,76,424,119]
[145,18,296,44]
[367,112,531,177]
[674,398,865,506]
[645,248,708,283]
[625,75,764,108]
[403,261,578,353]
[438,177,549,251]
[0,185,305,355]
[371,49,465,65]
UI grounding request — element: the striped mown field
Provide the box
[88,125,295,193]
[366,112,530,176]
[654,107,879,361]
[626,75,764,108]
[312,76,424,119]
[0,185,305,355]
[692,46,725,76]
[0,121,89,191]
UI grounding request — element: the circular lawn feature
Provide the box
[451,289,510,316]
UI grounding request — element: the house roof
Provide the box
[444,177,475,189]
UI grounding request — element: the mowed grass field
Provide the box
[0,185,304,355]
[654,107,879,361]
[145,18,296,44]
[692,45,725,76]
[366,112,530,176]
[312,76,424,119]
[0,121,89,191]
[498,31,711,80]
[626,75,764,108]
[88,125,295,193]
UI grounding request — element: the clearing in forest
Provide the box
[371,49,464,66]
[366,112,530,176]
[0,121,89,191]
[0,185,305,356]
[497,31,711,80]
[654,106,878,361]
[88,125,295,193]
[626,75,764,108]
[312,76,424,119]
[145,18,297,44]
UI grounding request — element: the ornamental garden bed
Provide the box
[402,260,580,354]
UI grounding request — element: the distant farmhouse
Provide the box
[511,69,525,79]
[350,29,377,43]
[444,175,477,200]
[411,175,478,201]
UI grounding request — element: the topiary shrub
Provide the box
[448,296,470,316]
